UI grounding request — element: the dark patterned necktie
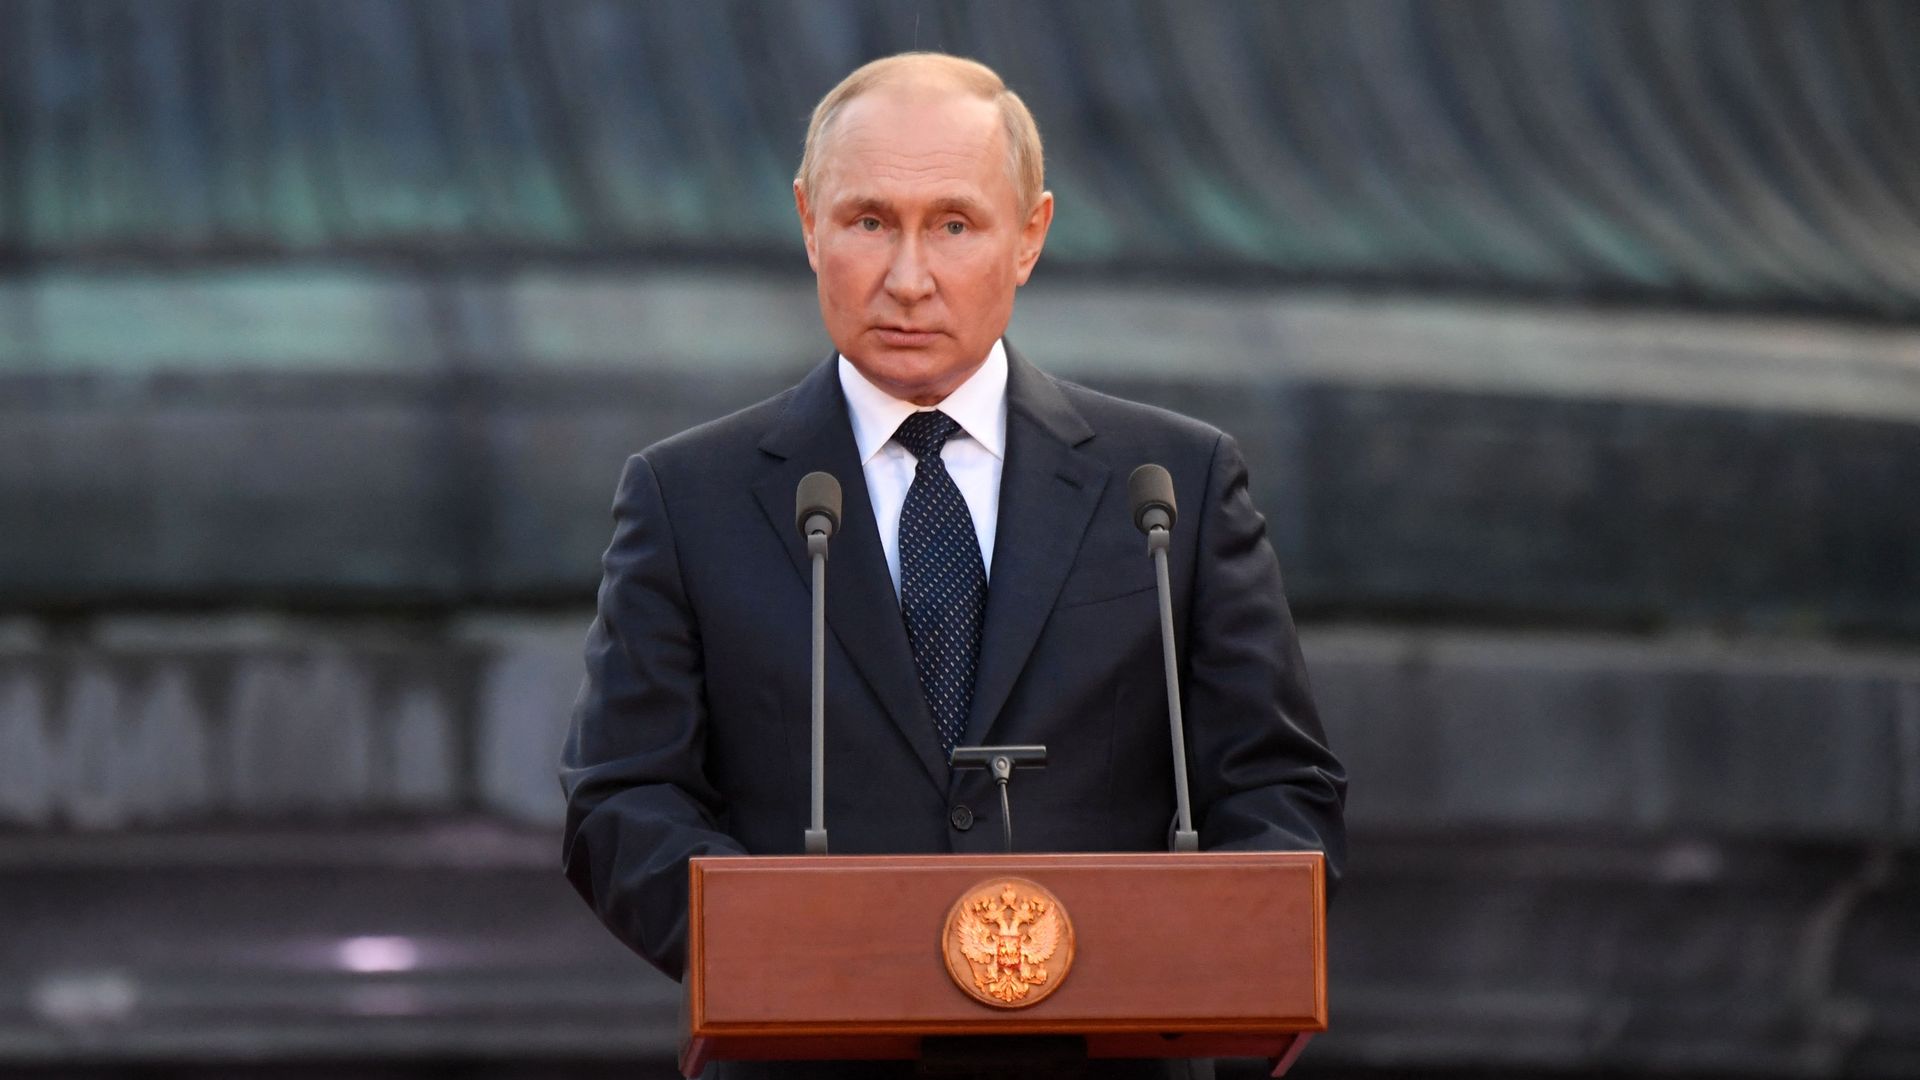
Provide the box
[893,410,988,756]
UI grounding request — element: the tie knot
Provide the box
[893,410,962,461]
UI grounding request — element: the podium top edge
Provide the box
[689,851,1325,871]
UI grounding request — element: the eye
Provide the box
[942,221,967,236]
[856,217,882,232]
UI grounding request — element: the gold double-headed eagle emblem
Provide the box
[941,878,1075,1007]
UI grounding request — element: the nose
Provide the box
[884,232,935,305]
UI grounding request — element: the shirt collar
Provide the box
[837,339,1009,464]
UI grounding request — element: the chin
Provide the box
[865,353,955,387]
[879,371,955,402]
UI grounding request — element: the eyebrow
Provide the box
[834,194,991,219]
[928,196,989,217]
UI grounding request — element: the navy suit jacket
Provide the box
[561,346,1346,982]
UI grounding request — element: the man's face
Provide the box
[795,84,1053,405]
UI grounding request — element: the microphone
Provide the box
[1128,462,1176,534]
[795,471,841,544]
[950,745,1047,854]
[794,471,841,855]
[1128,464,1199,853]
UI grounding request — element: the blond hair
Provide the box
[796,52,1045,215]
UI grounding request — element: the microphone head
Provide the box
[795,471,842,538]
[1128,464,1177,533]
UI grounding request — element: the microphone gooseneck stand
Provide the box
[1130,464,1200,853]
[794,471,842,855]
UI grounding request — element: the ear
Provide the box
[1012,191,1054,287]
[794,180,821,273]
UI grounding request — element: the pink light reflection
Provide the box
[335,935,420,973]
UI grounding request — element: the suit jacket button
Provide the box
[949,804,974,831]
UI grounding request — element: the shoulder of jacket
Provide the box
[634,380,804,472]
[1043,372,1226,449]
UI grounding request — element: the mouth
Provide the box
[873,325,941,347]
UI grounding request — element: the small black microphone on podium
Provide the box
[794,471,841,855]
[1128,463,1199,853]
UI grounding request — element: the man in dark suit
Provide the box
[560,52,1345,1076]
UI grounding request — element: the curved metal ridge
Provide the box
[2,0,1918,316]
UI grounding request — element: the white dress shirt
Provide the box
[837,340,1007,596]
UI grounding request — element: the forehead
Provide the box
[816,86,1013,206]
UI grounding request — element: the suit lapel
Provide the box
[750,359,950,793]
[960,347,1108,748]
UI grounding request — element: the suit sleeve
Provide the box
[559,452,746,980]
[1184,432,1349,891]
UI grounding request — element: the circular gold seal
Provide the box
[942,878,1075,1008]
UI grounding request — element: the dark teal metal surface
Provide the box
[3,0,1918,315]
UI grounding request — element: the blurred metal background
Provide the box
[1,1,1917,1077]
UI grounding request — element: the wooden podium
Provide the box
[681,850,1326,1077]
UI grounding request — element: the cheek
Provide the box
[818,248,881,304]
[946,246,1018,297]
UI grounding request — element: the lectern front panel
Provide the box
[686,850,1325,1043]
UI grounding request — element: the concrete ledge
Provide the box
[1,616,1915,844]
[1308,628,1920,842]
